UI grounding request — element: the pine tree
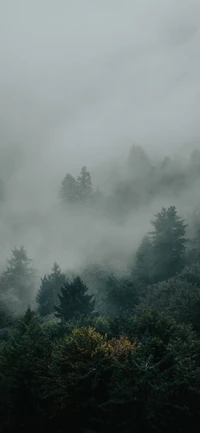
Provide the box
[60,167,93,205]
[150,206,187,282]
[55,276,95,321]
[0,247,36,312]
[60,173,79,204]
[18,306,37,334]
[77,166,93,203]
[37,263,66,317]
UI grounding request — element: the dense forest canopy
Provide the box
[1,143,200,432]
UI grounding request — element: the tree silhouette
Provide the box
[55,276,94,321]
[37,263,66,317]
[0,247,36,312]
[150,206,187,282]
[77,166,93,203]
[60,173,79,204]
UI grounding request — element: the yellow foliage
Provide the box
[66,326,105,357]
[52,327,137,388]
[49,327,139,409]
[98,336,137,362]
[63,327,137,362]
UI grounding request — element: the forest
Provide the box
[1,144,200,432]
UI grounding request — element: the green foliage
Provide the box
[1,310,200,433]
[3,145,200,432]
[103,273,138,316]
[150,206,187,282]
[179,263,200,287]
[0,247,37,314]
[0,309,52,431]
[37,262,66,317]
[46,326,137,433]
[134,206,187,285]
[0,300,13,329]
[55,276,95,321]
[81,265,138,317]
[139,276,200,332]
[45,314,200,433]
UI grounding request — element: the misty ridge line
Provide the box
[0,144,200,316]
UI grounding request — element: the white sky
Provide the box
[0,0,200,173]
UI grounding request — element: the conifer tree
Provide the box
[0,247,36,311]
[150,206,187,282]
[60,167,93,205]
[37,263,66,317]
[77,166,93,203]
[60,173,79,204]
[55,276,94,321]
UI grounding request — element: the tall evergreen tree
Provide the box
[77,166,93,203]
[55,276,94,321]
[37,263,66,317]
[0,247,36,312]
[150,206,187,282]
[60,167,93,205]
[60,173,79,204]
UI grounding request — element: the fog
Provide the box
[0,0,200,277]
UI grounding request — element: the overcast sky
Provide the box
[0,0,200,175]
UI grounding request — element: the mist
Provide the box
[0,0,200,278]
[2,4,200,429]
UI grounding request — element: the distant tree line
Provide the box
[1,203,200,325]
[60,166,94,205]
[60,145,200,216]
